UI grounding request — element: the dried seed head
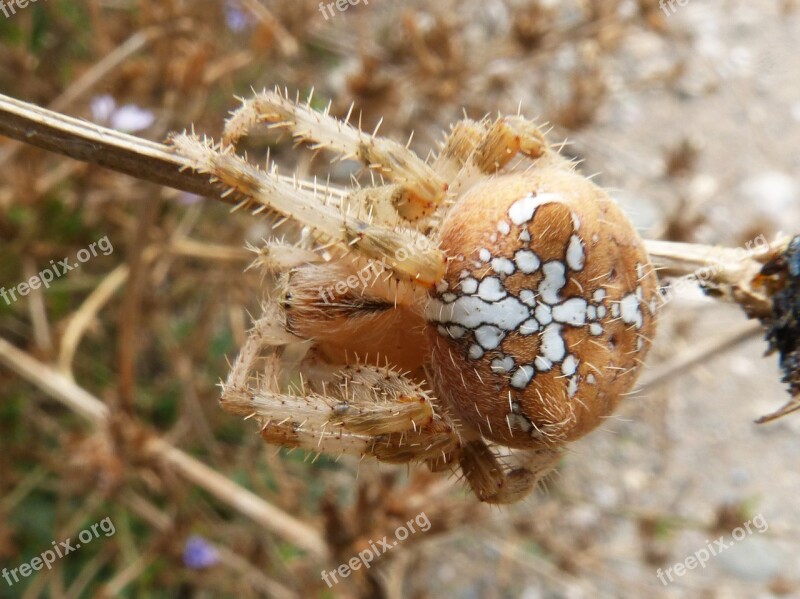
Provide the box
[753,235,800,422]
[426,169,658,449]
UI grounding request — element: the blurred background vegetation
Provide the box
[0,1,799,597]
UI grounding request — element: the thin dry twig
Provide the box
[0,93,345,206]
[644,238,774,281]
[58,264,129,377]
[0,21,195,167]
[0,336,329,559]
[0,93,228,201]
[637,320,763,392]
[118,491,295,598]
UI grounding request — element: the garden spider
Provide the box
[170,89,658,504]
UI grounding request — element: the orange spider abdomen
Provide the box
[425,170,658,449]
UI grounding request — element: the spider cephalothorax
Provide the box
[170,90,658,503]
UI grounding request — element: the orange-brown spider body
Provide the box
[171,90,658,503]
[428,170,658,450]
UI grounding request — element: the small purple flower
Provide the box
[178,192,203,205]
[183,535,220,569]
[89,94,155,133]
[90,95,116,122]
[225,1,250,32]
[110,104,155,132]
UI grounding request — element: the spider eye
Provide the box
[425,170,658,449]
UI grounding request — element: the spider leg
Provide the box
[441,115,562,206]
[171,133,445,286]
[459,439,561,504]
[433,114,549,178]
[431,118,489,181]
[428,115,555,226]
[221,335,461,467]
[247,240,324,274]
[223,304,305,390]
[473,116,548,172]
[223,286,552,503]
[222,89,447,222]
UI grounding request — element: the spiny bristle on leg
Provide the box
[245,240,323,275]
[221,88,448,220]
[170,132,447,286]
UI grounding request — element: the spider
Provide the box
[170,90,659,504]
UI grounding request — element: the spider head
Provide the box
[425,170,658,449]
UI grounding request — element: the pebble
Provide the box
[717,537,783,581]
[739,171,800,224]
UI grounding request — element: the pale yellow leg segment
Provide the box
[247,240,324,274]
[222,89,448,222]
[438,115,556,222]
[221,336,461,463]
[170,133,446,286]
[432,118,489,181]
[474,116,548,172]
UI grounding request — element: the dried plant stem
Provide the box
[643,237,789,318]
[0,21,200,165]
[65,547,115,599]
[58,240,249,377]
[0,336,328,558]
[638,320,762,392]
[643,239,772,279]
[59,264,130,377]
[97,547,159,599]
[238,0,299,55]
[0,93,347,205]
[0,93,231,201]
[118,490,295,598]
[23,257,53,353]
[0,90,780,291]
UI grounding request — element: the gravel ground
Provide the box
[397,2,800,598]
